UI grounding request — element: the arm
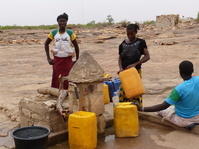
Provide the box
[72,39,79,61]
[127,48,150,68]
[44,38,53,65]
[136,48,150,66]
[142,88,181,112]
[118,56,123,71]
[141,101,170,112]
[118,44,124,73]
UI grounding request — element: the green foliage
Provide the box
[0,18,157,30]
[143,20,155,25]
[0,22,113,30]
[0,25,57,30]
[84,20,97,28]
[118,20,131,27]
[75,22,111,28]
[197,12,199,21]
[87,20,96,25]
[106,15,114,24]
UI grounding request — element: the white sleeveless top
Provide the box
[48,29,76,57]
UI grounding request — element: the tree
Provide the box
[197,12,199,21]
[87,20,96,25]
[106,15,114,24]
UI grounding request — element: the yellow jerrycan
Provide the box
[116,102,132,106]
[103,84,110,104]
[114,103,139,137]
[68,111,97,149]
[119,68,144,98]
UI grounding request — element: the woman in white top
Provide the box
[44,13,79,89]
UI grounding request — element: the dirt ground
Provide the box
[0,21,199,148]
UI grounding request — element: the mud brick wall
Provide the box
[156,14,179,29]
[19,97,67,133]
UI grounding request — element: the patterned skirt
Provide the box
[119,69,143,108]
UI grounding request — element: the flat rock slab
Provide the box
[0,121,18,137]
[0,134,14,149]
[0,146,10,149]
[139,112,199,135]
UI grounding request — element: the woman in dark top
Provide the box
[118,24,150,107]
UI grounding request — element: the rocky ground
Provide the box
[0,20,199,148]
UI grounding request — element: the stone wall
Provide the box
[19,83,108,134]
[156,14,179,29]
[19,96,68,133]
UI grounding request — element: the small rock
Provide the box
[95,40,104,44]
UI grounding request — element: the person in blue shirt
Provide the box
[140,60,199,127]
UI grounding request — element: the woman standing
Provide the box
[118,24,150,108]
[44,13,79,90]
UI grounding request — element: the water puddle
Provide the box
[49,120,174,149]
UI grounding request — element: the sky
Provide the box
[0,0,198,26]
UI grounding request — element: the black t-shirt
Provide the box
[119,38,147,69]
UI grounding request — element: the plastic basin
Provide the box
[12,126,50,149]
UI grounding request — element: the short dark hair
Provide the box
[179,60,193,76]
[57,13,68,21]
[126,24,140,32]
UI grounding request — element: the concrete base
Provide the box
[19,95,68,133]
[139,112,199,135]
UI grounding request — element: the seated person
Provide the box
[140,60,199,127]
